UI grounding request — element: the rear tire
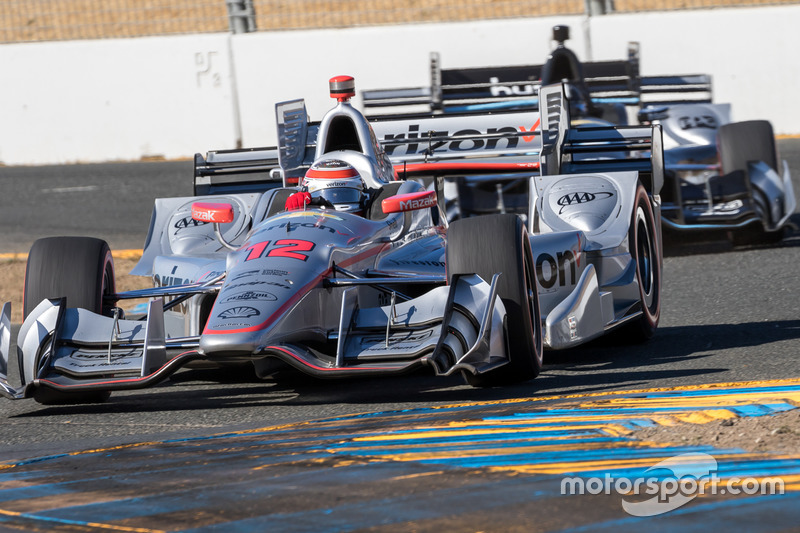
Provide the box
[624,185,661,341]
[446,214,543,386]
[24,236,116,404]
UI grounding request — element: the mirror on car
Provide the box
[191,202,234,224]
[381,191,437,214]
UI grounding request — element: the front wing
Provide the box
[0,274,507,400]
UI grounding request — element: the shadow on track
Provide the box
[661,213,800,257]
[13,319,800,419]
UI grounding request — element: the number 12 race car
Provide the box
[0,77,663,404]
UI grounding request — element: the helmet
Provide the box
[302,159,366,215]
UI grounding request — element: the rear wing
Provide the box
[361,48,712,114]
[538,84,664,195]
[373,84,663,197]
[193,82,662,198]
[193,100,320,196]
[369,109,542,163]
[193,147,283,196]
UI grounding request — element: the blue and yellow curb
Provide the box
[0,378,798,530]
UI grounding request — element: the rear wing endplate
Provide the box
[539,84,664,195]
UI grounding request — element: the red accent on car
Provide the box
[329,75,355,102]
[394,161,540,175]
[305,167,360,180]
[203,243,389,336]
[191,202,234,224]
[382,190,438,214]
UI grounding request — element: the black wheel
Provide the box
[446,214,543,386]
[625,184,661,341]
[24,237,116,318]
[24,236,116,404]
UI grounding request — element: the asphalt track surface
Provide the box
[0,140,798,530]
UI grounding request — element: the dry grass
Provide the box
[2,0,795,43]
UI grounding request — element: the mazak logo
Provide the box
[400,196,436,210]
[557,191,614,214]
[382,120,540,156]
[218,306,260,319]
[221,291,277,303]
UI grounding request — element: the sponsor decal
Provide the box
[174,216,208,233]
[536,250,577,289]
[261,269,290,277]
[70,349,140,361]
[400,196,436,210]
[198,270,224,282]
[230,269,261,281]
[689,199,744,214]
[388,259,446,268]
[489,76,537,97]
[557,191,614,214]
[193,210,217,222]
[218,306,260,319]
[382,121,539,156]
[154,274,192,287]
[272,211,343,222]
[360,330,433,350]
[262,221,346,235]
[225,280,292,291]
[678,115,717,130]
[221,290,277,303]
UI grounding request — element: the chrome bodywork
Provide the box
[1,81,664,400]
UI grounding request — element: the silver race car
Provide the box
[364,25,795,243]
[0,78,663,404]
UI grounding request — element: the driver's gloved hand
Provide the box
[285,191,312,211]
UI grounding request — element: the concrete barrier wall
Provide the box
[1,6,798,165]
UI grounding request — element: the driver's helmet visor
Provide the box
[312,186,363,205]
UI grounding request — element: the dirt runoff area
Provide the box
[636,408,800,455]
[0,256,798,454]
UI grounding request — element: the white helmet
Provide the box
[302,159,366,215]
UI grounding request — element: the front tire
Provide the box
[24,236,116,404]
[446,214,543,386]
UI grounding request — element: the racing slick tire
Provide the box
[446,213,543,386]
[718,120,783,246]
[24,236,116,404]
[622,184,662,341]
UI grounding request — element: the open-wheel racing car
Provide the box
[363,25,795,244]
[0,77,664,404]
